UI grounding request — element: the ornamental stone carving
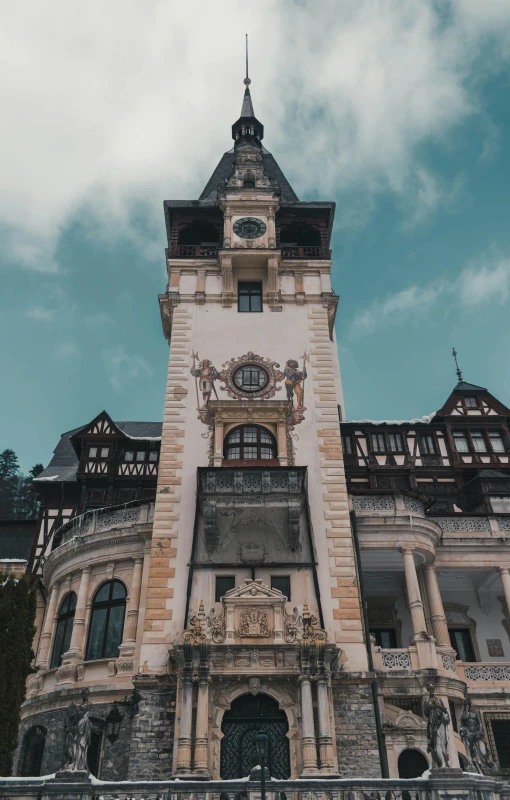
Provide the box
[239,608,270,638]
[381,651,412,669]
[464,665,510,680]
[403,496,425,516]
[352,495,396,513]
[441,654,456,672]
[284,602,327,643]
[431,516,491,532]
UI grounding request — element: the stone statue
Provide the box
[62,689,92,772]
[423,682,450,769]
[460,696,500,775]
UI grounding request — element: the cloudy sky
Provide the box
[1,0,510,470]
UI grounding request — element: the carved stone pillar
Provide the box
[213,418,224,467]
[193,675,210,776]
[277,419,288,466]
[500,568,510,617]
[65,566,91,660]
[36,582,60,669]
[122,558,144,645]
[316,674,336,773]
[267,210,276,249]
[299,675,319,775]
[424,565,450,647]
[401,549,427,638]
[176,674,194,774]
[267,254,279,306]
[221,254,233,307]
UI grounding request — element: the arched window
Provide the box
[86,581,126,661]
[398,748,428,778]
[224,425,277,462]
[50,593,77,669]
[19,726,47,776]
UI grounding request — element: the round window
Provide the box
[233,364,269,393]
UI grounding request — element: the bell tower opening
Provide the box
[220,694,290,779]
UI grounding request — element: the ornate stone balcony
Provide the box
[1,774,509,800]
[59,500,155,545]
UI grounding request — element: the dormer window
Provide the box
[464,396,478,408]
[125,451,134,462]
[88,446,109,459]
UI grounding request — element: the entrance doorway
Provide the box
[398,748,429,778]
[220,694,290,779]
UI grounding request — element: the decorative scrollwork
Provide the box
[381,650,412,668]
[284,602,326,643]
[206,608,225,643]
[441,653,456,672]
[239,608,270,638]
[464,665,510,680]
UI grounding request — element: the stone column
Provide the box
[299,675,319,775]
[277,418,288,466]
[316,674,336,774]
[424,565,450,647]
[36,582,60,669]
[401,548,428,638]
[193,676,210,776]
[176,674,193,774]
[213,418,224,467]
[65,566,91,660]
[500,568,510,616]
[267,210,276,249]
[122,558,144,645]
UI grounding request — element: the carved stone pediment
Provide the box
[223,579,286,644]
[224,578,286,601]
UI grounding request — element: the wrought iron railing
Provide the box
[281,246,329,259]
[174,245,220,257]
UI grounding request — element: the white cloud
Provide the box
[54,341,79,358]
[457,258,510,306]
[350,254,510,335]
[26,307,56,322]
[0,1,509,273]
[103,346,153,391]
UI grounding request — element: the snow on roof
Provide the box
[345,413,436,426]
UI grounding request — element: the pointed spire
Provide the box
[452,347,463,383]
[231,34,264,143]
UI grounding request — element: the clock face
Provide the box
[233,217,267,240]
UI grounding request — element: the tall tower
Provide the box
[132,74,380,780]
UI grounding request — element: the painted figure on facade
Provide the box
[62,689,92,772]
[423,682,450,769]
[284,356,308,409]
[191,353,220,409]
[460,696,500,775]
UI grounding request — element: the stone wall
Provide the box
[332,677,381,777]
[14,703,132,780]
[127,675,176,780]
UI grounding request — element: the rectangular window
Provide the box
[215,576,235,603]
[491,497,510,513]
[471,431,487,453]
[449,628,476,662]
[149,450,159,462]
[464,396,478,408]
[370,629,398,649]
[453,431,469,453]
[238,281,263,312]
[342,435,353,455]
[486,714,510,770]
[100,447,109,458]
[271,576,291,600]
[124,451,134,462]
[389,433,404,452]
[489,432,505,453]
[136,451,145,462]
[89,447,98,458]
[371,433,386,453]
[420,435,436,455]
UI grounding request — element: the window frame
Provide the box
[388,432,405,453]
[371,433,386,453]
[215,575,236,603]
[452,430,470,454]
[419,434,437,455]
[50,592,77,669]
[271,575,291,601]
[488,431,505,453]
[85,580,126,662]
[237,281,263,313]
[463,396,478,409]
[448,627,477,662]
[223,424,278,462]
[342,435,354,455]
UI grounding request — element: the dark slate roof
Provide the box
[454,381,487,391]
[0,520,36,561]
[240,87,255,117]
[198,146,299,204]
[34,422,163,483]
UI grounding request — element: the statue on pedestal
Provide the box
[423,682,450,769]
[62,689,92,772]
[460,696,500,776]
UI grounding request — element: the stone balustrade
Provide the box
[458,662,510,682]
[372,646,414,671]
[59,501,155,545]
[1,774,509,800]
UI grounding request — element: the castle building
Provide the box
[13,77,510,783]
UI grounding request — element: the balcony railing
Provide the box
[458,662,510,681]
[52,499,155,547]
[172,245,220,258]
[1,774,507,800]
[281,245,330,259]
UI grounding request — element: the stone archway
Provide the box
[398,748,429,778]
[220,693,290,779]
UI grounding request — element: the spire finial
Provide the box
[244,33,251,86]
[452,347,463,383]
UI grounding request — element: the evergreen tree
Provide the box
[0,449,20,520]
[0,573,36,775]
[15,464,44,519]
